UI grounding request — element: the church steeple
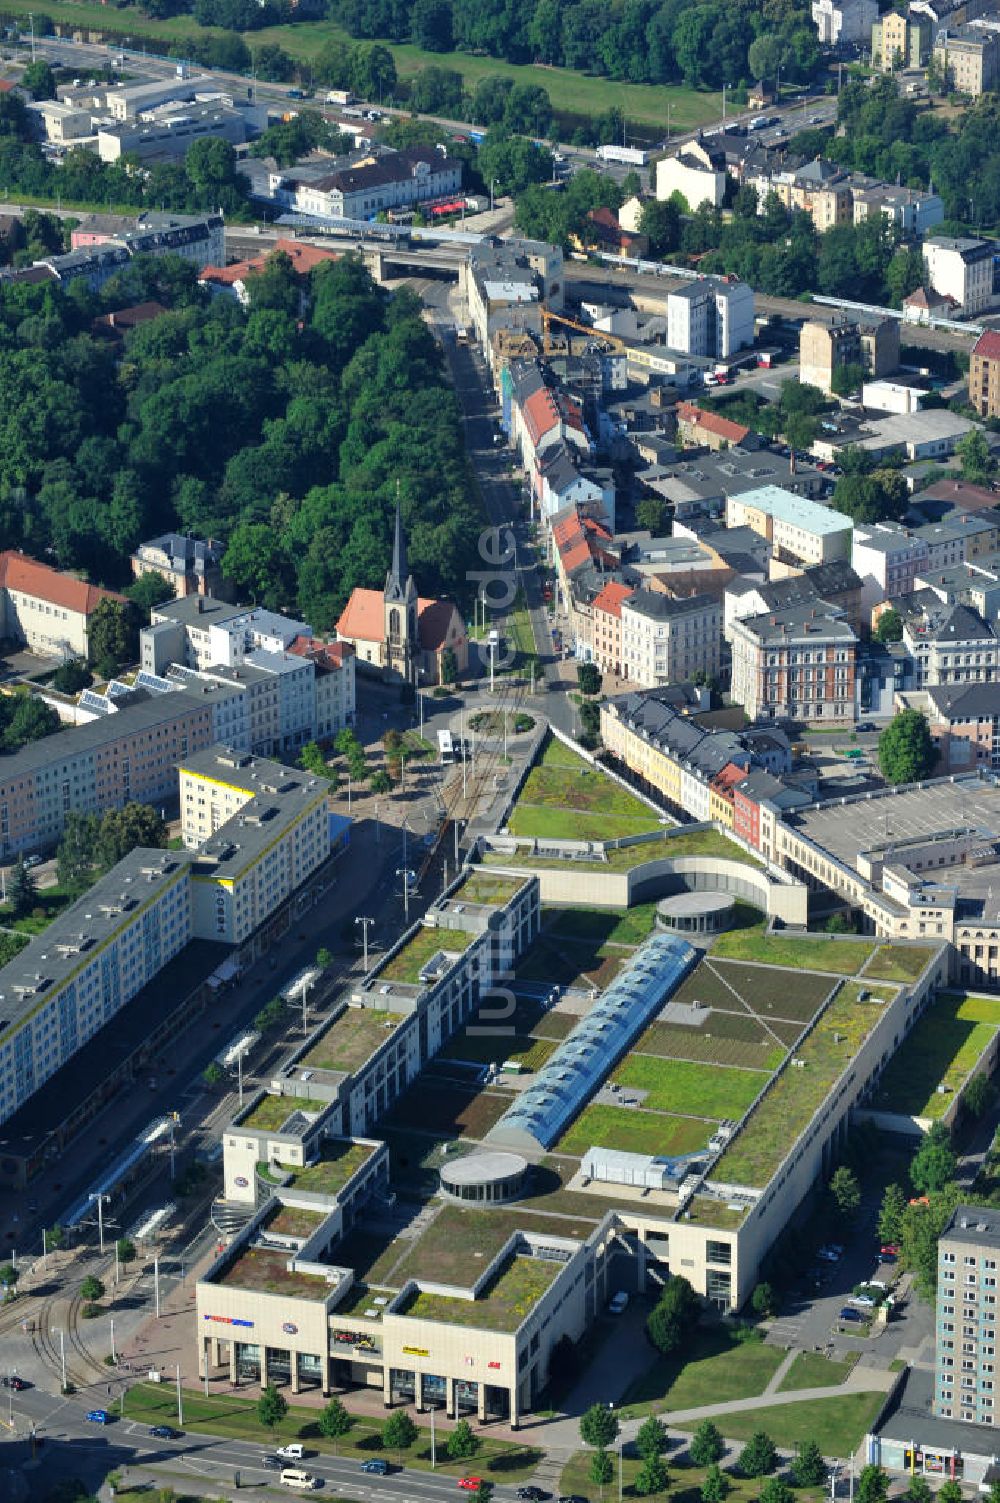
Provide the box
[385,488,415,604]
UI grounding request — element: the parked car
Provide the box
[517,1489,552,1501]
[261,1455,282,1469]
[848,1294,876,1309]
[880,1243,900,1256]
[818,1244,844,1261]
[839,1307,865,1322]
[85,1410,111,1424]
[361,1460,390,1475]
[857,721,876,733]
[609,1291,629,1314]
[149,1425,181,1439]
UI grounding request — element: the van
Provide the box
[280,1469,316,1489]
[277,1444,305,1460]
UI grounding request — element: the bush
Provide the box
[81,1302,102,1319]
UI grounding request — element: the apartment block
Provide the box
[730,604,858,722]
[812,0,876,43]
[872,9,932,67]
[144,597,311,675]
[902,601,1000,688]
[655,138,727,211]
[923,235,995,315]
[933,26,1000,96]
[934,1205,1000,1424]
[592,580,634,676]
[800,317,899,394]
[970,330,1000,418]
[726,485,853,567]
[131,533,230,600]
[620,591,721,688]
[666,276,754,360]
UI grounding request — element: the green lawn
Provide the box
[483,826,764,872]
[509,737,662,842]
[711,926,875,974]
[0,883,76,935]
[681,1390,886,1454]
[620,1328,785,1418]
[121,1382,542,1479]
[557,1102,713,1157]
[613,1055,768,1120]
[544,902,660,948]
[862,945,939,982]
[872,990,1000,1119]
[559,1451,832,1503]
[776,1350,856,1393]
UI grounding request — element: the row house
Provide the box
[729,602,858,723]
[902,600,1000,687]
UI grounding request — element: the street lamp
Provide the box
[396,868,414,924]
[490,176,500,213]
[89,1192,111,1256]
[53,1328,66,1393]
[355,915,374,973]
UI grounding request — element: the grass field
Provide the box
[121,1381,542,1479]
[682,1391,886,1454]
[620,1328,784,1417]
[509,737,662,842]
[776,1350,856,1392]
[862,945,939,982]
[872,990,1000,1119]
[442,1027,557,1072]
[544,902,660,948]
[556,1102,713,1157]
[710,927,875,974]
[614,1055,768,1119]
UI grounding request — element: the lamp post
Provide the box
[53,1328,66,1393]
[355,916,374,974]
[89,1193,110,1256]
[110,1317,116,1365]
[396,868,412,925]
[490,176,499,213]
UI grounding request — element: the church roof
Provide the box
[335,588,462,653]
[384,495,415,604]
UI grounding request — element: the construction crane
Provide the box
[541,308,627,355]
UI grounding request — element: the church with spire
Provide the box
[335,498,468,686]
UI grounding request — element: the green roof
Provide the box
[240,1094,327,1132]
[379,925,475,984]
[299,1008,402,1074]
[452,871,525,905]
[215,1245,332,1300]
[401,1255,560,1332]
[482,826,762,872]
[279,1140,377,1196]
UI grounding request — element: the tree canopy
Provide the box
[878,709,937,785]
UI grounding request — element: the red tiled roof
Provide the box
[0,551,124,616]
[553,509,613,576]
[200,238,339,286]
[676,401,750,445]
[974,330,1000,363]
[593,580,634,620]
[334,589,462,654]
[288,635,354,670]
[522,386,561,448]
[92,300,168,337]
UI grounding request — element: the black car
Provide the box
[260,1455,282,1470]
[517,1491,552,1502]
[149,1425,181,1439]
[0,1377,27,1391]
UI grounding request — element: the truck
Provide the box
[325,89,354,105]
[595,144,649,166]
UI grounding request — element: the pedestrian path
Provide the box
[762,1349,798,1397]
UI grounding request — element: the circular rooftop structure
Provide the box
[656,891,735,936]
[440,1150,529,1205]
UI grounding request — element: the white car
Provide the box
[848,1294,876,1309]
[609,1291,629,1315]
[277,1444,305,1460]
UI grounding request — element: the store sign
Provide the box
[234,1176,249,1188]
[487,1361,501,1370]
[282,1322,298,1335]
[334,1329,377,1352]
[204,1315,254,1328]
[402,1346,429,1357]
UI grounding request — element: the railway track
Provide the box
[29,1265,119,1394]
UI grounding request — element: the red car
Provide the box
[881,1243,900,1256]
[458,1480,484,1492]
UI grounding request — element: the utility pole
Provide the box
[430,1402,436,1468]
[397,868,410,924]
[154,1255,160,1319]
[110,1317,116,1364]
[28,13,35,62]
[90,1193,109,1256]
[237,1042,244,1107]
[54,1329,66,1393]
[355,915,374,973]
[176,1364,184,1426]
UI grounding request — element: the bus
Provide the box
[438,729,455,763]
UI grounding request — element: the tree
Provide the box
[878,1183,907,1245]
[639,198,682,257]
[857,1465,889,1503]
[80,1274,105,1302]
[911,1122,957,1195]
[635,1455,670,1496]
[957,427,994,482]
[47,1224,64,1250]
[203,1061,224,1086]
[590,1449,615,1500]
[51,659,92,694]
[878,709,937,785]
[7,856,36,919]
[830,1165,861,1218]
[580,1403,620,1450]
[87,598,137,674]
[115,1238,136,1267]
[636,1415,668,1461]
[702,1463,730,1503]
[316,947,333,970]
[579,699,601,743]
[794,1440,827,1487]
[751,1282,775,1318]
[97,804,167,867]
[125,572,174,618]
[648,1274,700,1355]
[874,608,903,645]
[369,769,392,794]
[904,1479,933,1503]
[738,1431,777,1477]
[636,497,669,533]
[440,646,458,685]
[317,1397,353,1452]
[938,1482,963,1503]
[446,1418,480,1460]
[22,61,57,100]
[690,1420,725,1466]
[760,1480,794,1503]
[222,520,290,608]
[965,1072,996,1119]
[577,661,601,696]
[0,1263,18,1291]
[382,1410,418,1455]
[257,1383,288,1432]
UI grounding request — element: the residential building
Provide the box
[467,240,564,362]
[726,485,854,566]
[800,317,899,393]
[902,599,1000,687]
[592,580,635,676]
[200,238,340,305]
[620,590,721,688]
[666,277,754,360]
[933,1205,1000,1424]
[335,501,468,686]
[923,235,995,315]
[812,0,877,43]
[655,138,727,211]
[920,682,1000,771]
[71,211,225,269]
[970,329,1000,418]
[97,102,265,163]
[143,597,310,676]
[852,184,943,237]
[0,551,125,659]
[724,562,864,640]
[729,603,858,722]
[766,158,853,233]
[872,9,933,67]
[9,213,225,292]
[932,25,1000,95]
[286,639,356,742]
[853,522,930,614]
[674,402,752,451]
[903,284,960,323]
[131,533,230,601]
